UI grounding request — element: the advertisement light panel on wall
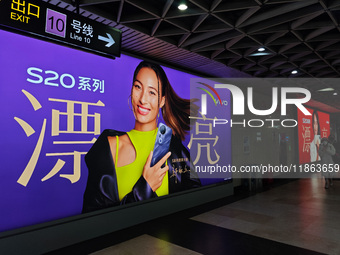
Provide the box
[0,28,230,233]
[297,107,330,164]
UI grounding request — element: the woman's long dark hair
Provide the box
[133,61,198,141]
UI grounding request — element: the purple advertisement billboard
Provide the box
[0,28,231,233]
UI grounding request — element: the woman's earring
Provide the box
[157,108,161,126]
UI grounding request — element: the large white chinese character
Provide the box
[78,76,92,91]
[71,19,82,33]
[82,23,93,37]
[92,79,104,93]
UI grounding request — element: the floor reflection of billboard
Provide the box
[0,28,225,233]
[298,107,330,164]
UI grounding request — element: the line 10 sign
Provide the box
[0,0,121,58]
[46,9,67,38]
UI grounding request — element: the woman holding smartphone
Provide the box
[82,61,201,213]
[310,110,321,162]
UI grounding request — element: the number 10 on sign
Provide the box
[45,9,67,38]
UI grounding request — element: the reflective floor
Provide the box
[192,178,340,255]
[48,178,339,255]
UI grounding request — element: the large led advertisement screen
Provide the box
[298,107,330,164]
[0,28,231,233]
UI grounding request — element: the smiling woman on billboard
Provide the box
[310,110,321,162]
[82,61,201,213]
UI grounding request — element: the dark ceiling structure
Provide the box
[47,0,340,112]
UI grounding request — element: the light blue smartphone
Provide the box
[151,123,172,167]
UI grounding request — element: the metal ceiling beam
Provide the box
[126,0,161,18]
[264,31,288,45]
[154,26,186,37]
[305,27,336,41]
[165,19,192,32]
[178,33,191,47]
[249,24,290,35]
[210,0,223,11]
[181,29,231,47]
[270,61,287,69]
[289,51,312,61]
[278,43,301,54]
[224,34,246,49]
[245,4,322,34]
[235,6,261,27]
[331,59,340,65]
[315,70,336,77]
[295,20,333,30]
[328,0,340,8]
[211,49,225,59]
[162,0,173,17]
[191,14,209,32]
[214,0,260,12]
[117,0,124,23]
[77,0,120,7]
[189,0,209,12]
[211,50,240,59]
[239,0,319,28]
[194,43,225,52]
[315,40,339,51]
[290,11,323,29]
[151,20,162,37]
[300,59,321,67]
[189,30,242,51]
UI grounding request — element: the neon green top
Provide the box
[115,129,169,201]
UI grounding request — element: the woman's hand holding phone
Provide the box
[143,151,171,192]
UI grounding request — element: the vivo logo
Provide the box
[201,84,311,116]
[196,82,228,114]
[216,100,228,106]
